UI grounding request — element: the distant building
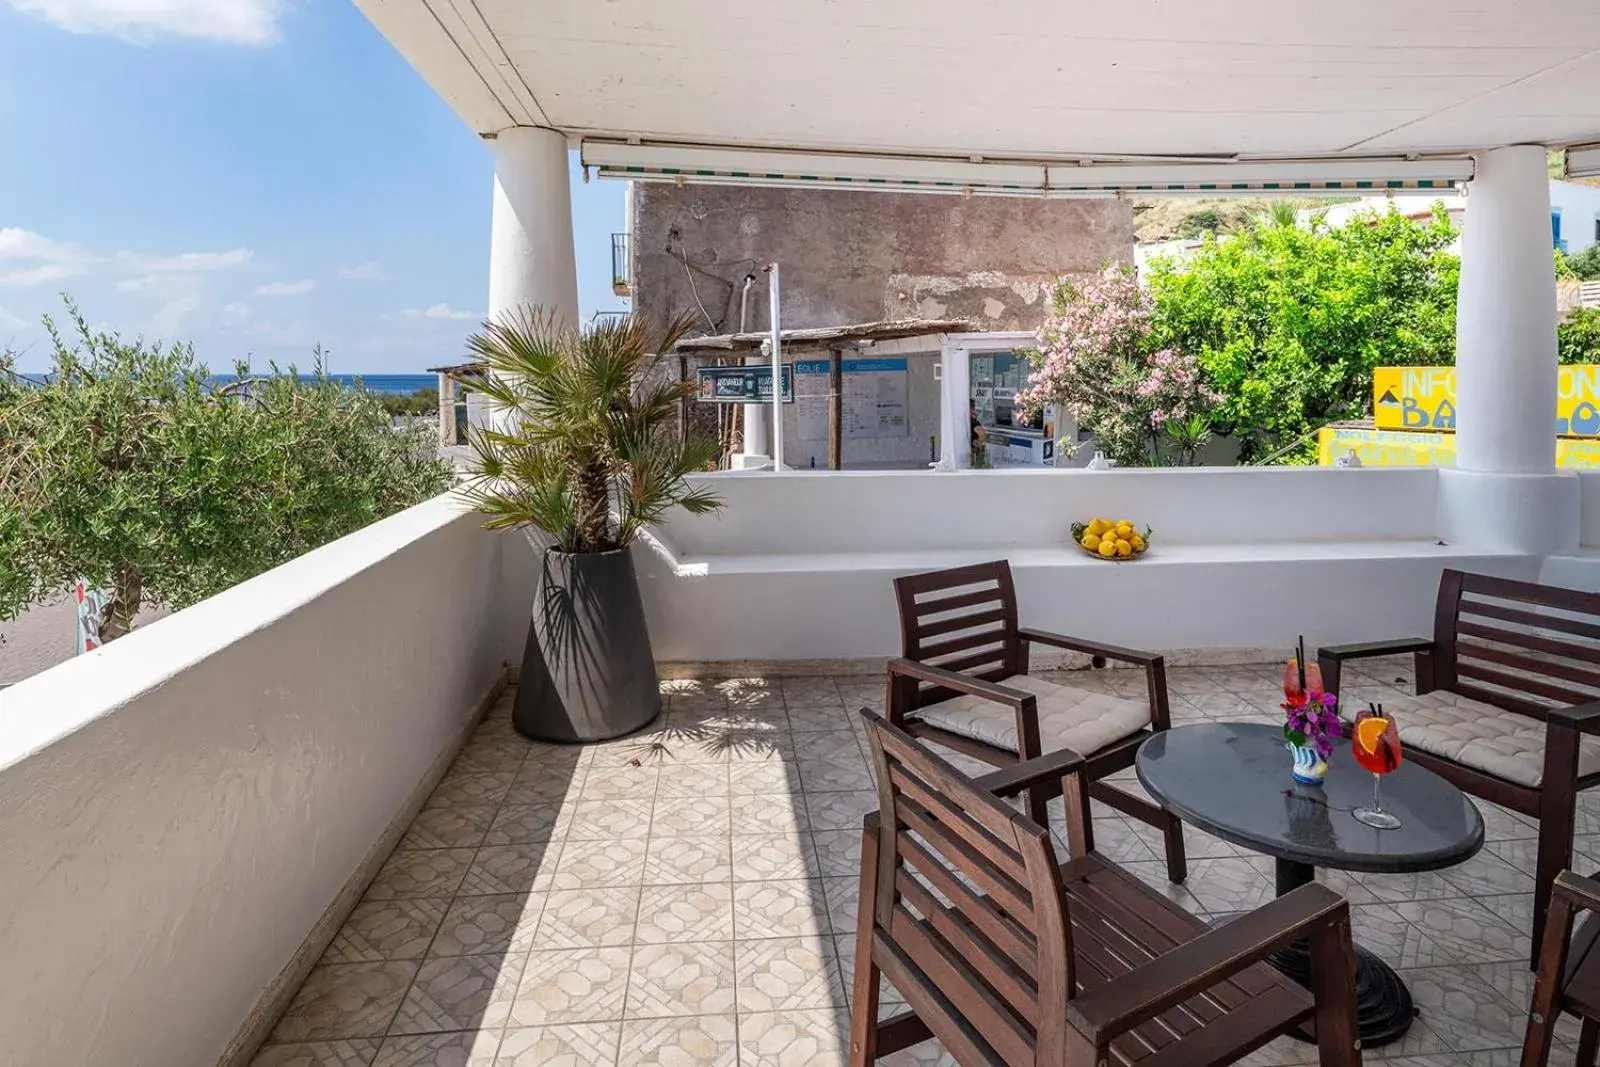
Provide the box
[1304,179,1600,257]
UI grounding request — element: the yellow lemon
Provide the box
[1097,539,1117,558]
[1088,518,1108,537]
[1130,534,1145,551]
[1082,533,1101,551]
[1115,539,1132,557]
[1115,522,1134,537]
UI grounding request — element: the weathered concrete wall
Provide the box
[630,184,1134,339]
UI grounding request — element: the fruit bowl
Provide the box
[1072,519,1153,561]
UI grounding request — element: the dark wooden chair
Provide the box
[848,712,1362,1067]
[1522,870,1600,1066]
[888,560,1185,884]
[1319,568,1600,961]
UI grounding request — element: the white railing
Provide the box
[1581,279,1600,308]
[0,494,522,1066]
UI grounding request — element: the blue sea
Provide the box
[15,372,438,395]
[210,373,437,395]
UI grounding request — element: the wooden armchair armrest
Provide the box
[1019,627,1159,667]
[1553,869,1600,914]
[1067,884,1349,1044]
[974,747,1086,799]
[1318,638,1435,696]
[1018,628,1172,731]
[885,658,1037,711]
[885,657,1041,758]
[1548,701,1600,735]
[1317,638,1434,662]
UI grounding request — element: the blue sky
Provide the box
[0,0,627,373]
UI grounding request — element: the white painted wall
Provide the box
[634,466,1537,664]
[0,495,509,1066]
[1551,180,1600,256]
[661,466,1441,557]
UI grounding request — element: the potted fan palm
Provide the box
[459,308,721,742]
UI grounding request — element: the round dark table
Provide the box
[1135,722,1484,1048]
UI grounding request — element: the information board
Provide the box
[1373,365,1600,437]
[793,358,909,440]
[1319,425,1600,470]
[695,365,794,403]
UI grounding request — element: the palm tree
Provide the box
[458,308,722,553]
[1266,200,1301,229]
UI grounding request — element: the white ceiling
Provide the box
[354,0,1600,160]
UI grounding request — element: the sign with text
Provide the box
[1373,366,1600,437]
[1319,425,1600,469]
[695,365,794,404]
[793,357,910,440]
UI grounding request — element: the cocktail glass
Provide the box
[1352,708,1402,830]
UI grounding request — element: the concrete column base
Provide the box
[730,453,773,471]
[1437,467,1579,555]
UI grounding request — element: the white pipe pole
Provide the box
[767,263,783,474]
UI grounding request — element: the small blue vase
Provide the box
[1288,742,1327,785]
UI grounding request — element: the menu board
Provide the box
[794,358,909,440]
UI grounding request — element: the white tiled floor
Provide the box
[251,659,1596,1066]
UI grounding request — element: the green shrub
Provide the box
[0,299,454,641]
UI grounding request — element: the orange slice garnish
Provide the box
[1356,717,1390,755]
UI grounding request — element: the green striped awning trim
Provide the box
[598,166,1456,195]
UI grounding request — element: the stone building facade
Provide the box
[628,183,1134,338]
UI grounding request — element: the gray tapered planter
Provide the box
[513,547,661,742]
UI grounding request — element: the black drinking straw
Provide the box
[1296,635,1307,693]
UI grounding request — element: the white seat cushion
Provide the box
[1388,689,1600,788]
[913,674,1150,757]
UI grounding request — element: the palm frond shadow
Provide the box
[610,721,790,765]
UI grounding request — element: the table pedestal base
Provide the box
[1275,859,1417,1048]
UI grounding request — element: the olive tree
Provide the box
[0,301,454,642]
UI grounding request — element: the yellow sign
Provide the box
[1373,366,1600,437]
[1318,426,1600,470]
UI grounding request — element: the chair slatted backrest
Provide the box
[894,561,1025,710]
[862,711,1070,1067]
[1434,569,1600,718]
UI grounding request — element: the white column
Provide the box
[1439,145,1578,555]
[1455,145,1558,473]
[488,127,579,329]
[939,343,972,468]
[732,356,772,469]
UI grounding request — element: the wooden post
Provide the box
[678,355,689,446]
[437,373,457,447]
[828,347,844,471]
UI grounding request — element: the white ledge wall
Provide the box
[0,495,508,1066]
[636,467,1538,663]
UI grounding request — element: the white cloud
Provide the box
[405,303,479,321]
[5,0,286,45]
[0,263,77,286]
[119,247,253,272]
[255,278,314,297]
[338,262,386,282]
[149,293,203,337]
[117,272,203,297]
[0,227,90,264]
[0,227,95,285]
